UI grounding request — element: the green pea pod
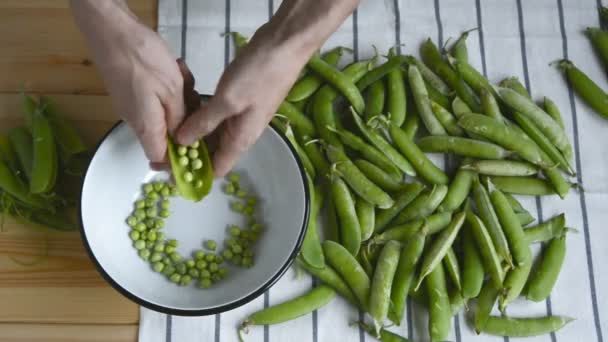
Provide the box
[8,127,33,181]
[357,245,375,278]
[500,77,531,99]
[300,176,324,269]
[331,177,361,256]
[374,182,425,233]
[461,159,539,177]
[301,135,329,177]
[586,27,608,70]
[323,240,371,309]
[416,136,511,160]
[558,59,608,120]
[369,240,401,336]
[601,6,608,30]
[499,259,532,312]
[437,160,475,213]
[324,190,340,242]
[0,134,20,174]
[524,213,566,243]
[358,321,413,342]
[40,97,87,157]
[287,46,347,102]
[351,109,416,176]
[29,108,58,194]
[393,184,448,224]
[386,64,407,126]
[480,315,574,337]
[297,257,357,306]
[420,38,481,112]
[451,57,499,101]
[388,230,425,325]
[449,288,467,316]
[388,123,449,185]
[331,128,402,181]
[466,210,505,289]
[462,226,485,299]
[354,159,404,193]
[276,101,316,139]
[166,136,213,202]
[497,87,573,160]
[326,145,394,209]
[307,56,365,113]
[486,176,557,196]
[543,96,566,129]
[415,211,465,289]
[372,211,453,245]
[472,177,513,267]
[504,193,527,213]
[240,285,335,329]
[526,233,567,302]
[0,159,49,210]
[404,55,451,96]
[364,79,386,120]
[443,246,462,291]
[356,55,409,91]
[450,28,477,63]
[402,105,420,139]
[480,87,506,122]
[312,59,375,149]
[278,124,316,179]
[474,281,501,334]
[355,195,375,241]
[430,101,465,136]
[426,263,451,342]
[517,212,535,227]
[408,64,447,136]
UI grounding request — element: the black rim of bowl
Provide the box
[78,120,310,316]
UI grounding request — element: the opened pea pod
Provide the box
[166,136,213,202]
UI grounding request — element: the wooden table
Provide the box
[0,1,157,340]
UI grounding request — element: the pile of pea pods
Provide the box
[0,94,87,231]
[233,31,576,341]
[555,6,608,120]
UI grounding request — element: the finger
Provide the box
[163,91,186,135]
[131,97,168,163]
[149,161,171,172]
[212,110,269,177]
[175,97,240,146]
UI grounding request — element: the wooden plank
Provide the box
[0,323,138,342]
[0,0,157,94]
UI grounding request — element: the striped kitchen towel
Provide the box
[140,0,608,341]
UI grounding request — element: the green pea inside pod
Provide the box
[166,136,213,202]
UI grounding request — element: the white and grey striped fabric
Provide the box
[142,0,607,341]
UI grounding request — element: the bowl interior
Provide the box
[80,122,308,314]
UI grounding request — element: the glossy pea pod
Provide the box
[385,53,407,126]
[466,210,505,289]
[369,240,401,336]
[420,38,480,111]
[408,64,447,136]
[426,263,451,342]
[300,176,325,269]
[312,59,375,149]
[416,135,511,160]
[526,233,567,302]
[485,176,556,196]
[286,46,347,102]
[472,177,512,267]
[355,195,375,241]
[28,104,58,194]
[429,101,465,136]
[239,285,336,332]
[166,135,213,202]
[330,128,402,181]
[414,211,465,289]
[354,159,404,193]
[8,127,33,181]
[462,226,485,299]
[372,211,453,245]
[307,55,365,113]
[364,79,386,120]
[326,145,394,209]
[297,257,357,305]
[393,184,448,224]
[497,87,573,160]
[330,177,361,256]
[480,316,573,337]
[388,122,449,185]
[350,109,416,176]
[322,240,371,309]
[460,159,539,177]
[374,182,426,233]
[437,160,475,213]
[556,59,608,119]
[524,213,566,243]
[388,230,426,325]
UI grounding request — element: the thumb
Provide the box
[131,98,168,163]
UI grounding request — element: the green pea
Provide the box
[129,230,140,241]
[140,231,148,240]
[146,240,155,248]
[251,223,264,233]
[231,201,245,213]
[240,230,252,241]
[178,156,189,166]
[188,148,199,159]
[147,191,159,200]
[147,231,157,241]
[176,263,187,275]
[223,183,236,195]
[194,180,203,188]
[162,256,171,265]
[247,197,257,205]
[179,275,193,286]
[154,219,165,229]
[212,274,221,282]
[239,238,250,249]
[194,250,206,260]
[144,198,155,208]
[227,172,240,183]
[153,182,164,191]
[191,159,203,170]
[229,225,241,237]
[143,183,154,194]
[126,216,137,227]
[185,259,195,268]
[222,249,234,260]
[183,171,193,182]
[168,239,178,247]
[160,187,171,197]
[232,244,243,254]
[144,208,156,218]
[153,243,165,252]
[243,206,254,216]
[209,262,219,272]
[205,240,217,251]
[152,262,164,273]
[200,269,211,278]
[170,187,179,196]
[134,222,146,232]
[191,141,200,149]
[189,268,200,278]
[162,265,175,276]
[198,278,212,289]
[156,232,165,241]
[164,245,176,254]
[243,249,254,258]
[143,218,154,228]
[215,255,224,264]
[135,199,146,209]
[196,260,208,270]
[218,267,228,277]
[170,252,182,263]
[138,249,151,260]
[159,209,170,218]
[242,257,253,267]
[150,252,163,262]
[232,255,242,266]
[177,146,187,156]
[236,189,247,198]
[170,273,181,283]
[205,254,215,262]
[134,209,146,220]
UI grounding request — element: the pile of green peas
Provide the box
[175,141,205,188]
[126,172,265,289]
